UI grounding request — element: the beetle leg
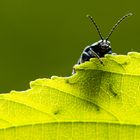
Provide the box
[72,67,76,74]
[112,53,117,55]
[89,48,103,64]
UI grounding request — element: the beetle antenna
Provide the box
[106,13,133,40]
[87,15,104,40]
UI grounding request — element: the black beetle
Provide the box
[73,13,132,74]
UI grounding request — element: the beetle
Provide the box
[73,13,132,74]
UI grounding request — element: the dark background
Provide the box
[0,0,139,93]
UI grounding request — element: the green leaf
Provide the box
[0,52,140,140]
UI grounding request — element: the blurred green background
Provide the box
[0,0,139,92]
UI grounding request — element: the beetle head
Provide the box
[98,40,111,53]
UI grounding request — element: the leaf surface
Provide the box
[0,52,140,140]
